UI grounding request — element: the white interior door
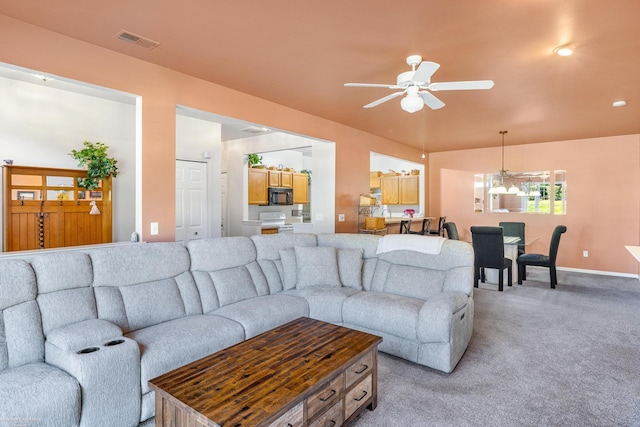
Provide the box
[220,171,228,237]
[176,160,208,243]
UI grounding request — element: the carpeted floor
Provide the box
[352,268,640,427]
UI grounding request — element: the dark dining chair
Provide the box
[443,222,459,240]
[517,225,567,288]
[471,226,512,292]
[408,218,432,235]
[499,221,525,257]
[429,216,446,237]
[399,219,412,234]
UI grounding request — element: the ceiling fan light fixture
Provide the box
[401,92,424,113]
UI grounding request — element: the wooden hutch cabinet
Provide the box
[3,165,112,252]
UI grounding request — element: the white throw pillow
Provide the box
[337,248,364,289]
[294,246,341,288]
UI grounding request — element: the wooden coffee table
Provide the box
[149,317,382,427]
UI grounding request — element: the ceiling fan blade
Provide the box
[420,91,445,110]
[411,61,440,84]
[428,80,495,91]
[364,91,405,108]
[344,83,399,89]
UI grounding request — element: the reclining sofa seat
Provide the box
[0,259,81,427]
[88,243,245,424]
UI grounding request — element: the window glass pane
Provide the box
[47,190,74,201]
[554,170,567,215]
[46,176,75,187]
[11,174,42,186]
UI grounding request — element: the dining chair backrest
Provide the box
[443,222,459,240]
[548,225,568,264]
[399,219,412,234]
[499,221,525,253]
[470,226,505,269]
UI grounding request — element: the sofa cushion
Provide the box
[337,248,364,289]
[0,362,80,427]
[278,248,297,290]
[342,291,423,341]
[212,294,309,338]
[284,286,359,324]
[0,260,44,370]
[128,314,244,394]
[46,319,122,352]
[209,266,259,307]
[295,246,341,289]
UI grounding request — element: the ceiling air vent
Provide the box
[115,31,160,49]
[240,126,269,134]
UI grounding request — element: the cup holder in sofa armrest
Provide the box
[77,347,100,354]
[104,339,125,347]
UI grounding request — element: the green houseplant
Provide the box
[70,141,119,190]
[248,153,263,167]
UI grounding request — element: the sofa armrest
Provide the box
[417,291,469,342]
[47,319,122,352]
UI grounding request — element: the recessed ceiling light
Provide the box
[612,100,627,107]
[553,44,575,57]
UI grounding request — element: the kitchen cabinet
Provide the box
[381,175,419,205]
[293,173,309,204]
[370,171,382,189]
[280,171,293,188]
[248,168,268,205]
[381,176,399,204]
[400,175,419,204]
[268,170,281,187]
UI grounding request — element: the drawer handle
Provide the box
[287,424,293,427]
[323,421,336,427]
[319,389,336,402]
[353,364,368,374]
[354,390,368,402]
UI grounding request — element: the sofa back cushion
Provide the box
[317,233,380,291]
[90,243,197,333]
[371,239,474,299]
[0,260,44,370]
[31,252,97,336]
[251,233,318,293]
[188,237,269,311]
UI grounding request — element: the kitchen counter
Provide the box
[376,216,433,224]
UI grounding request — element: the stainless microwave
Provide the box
[267,187,293,206]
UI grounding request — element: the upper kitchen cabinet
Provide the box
[248,168,268,205]
[280,171,293,188]
[381,175,419,205]
[370,171,382,189]
[268,170,280,187]
[293,173,309,204]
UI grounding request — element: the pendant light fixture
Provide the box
[488,130,515,195]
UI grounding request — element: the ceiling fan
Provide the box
[344,55,494,113]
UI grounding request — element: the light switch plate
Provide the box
[150,222,159,235]
[338,214,345,222]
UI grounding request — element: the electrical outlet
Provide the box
[315,214,324,221]
[583,250,589,258]
[338,214,345,222]
[150,222,159,235]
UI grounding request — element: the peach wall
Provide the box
[429,134,640,275]
[0,14,426,239]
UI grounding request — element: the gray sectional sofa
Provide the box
[0,232,474,427]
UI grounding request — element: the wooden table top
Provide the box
[149,317,382,427]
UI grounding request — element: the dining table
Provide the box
[483,236,538,286]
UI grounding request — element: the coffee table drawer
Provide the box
[345,350,373,388]
[345,373,372,419]
[269,401,303,427]
[308,399,344,427]
[307,374,344,420]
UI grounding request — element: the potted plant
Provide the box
[301,169,312,184]
[70,141,119,190]
[248,153,263,168]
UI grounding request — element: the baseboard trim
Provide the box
[557,266,639,279]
